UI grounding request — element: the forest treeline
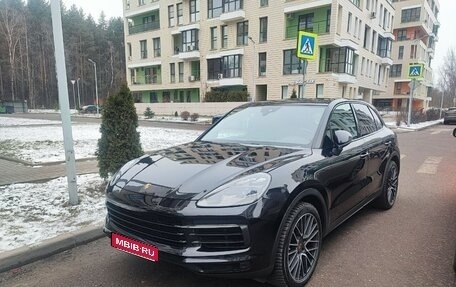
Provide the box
[0,0,125,108]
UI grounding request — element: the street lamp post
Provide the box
[248,36,256,102]
[88,58,99,115]
[70,79,76,109]
[76,77,81,109]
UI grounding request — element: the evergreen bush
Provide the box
[204,90,249,102]
[97,84,143,179]
[144,107,155,119]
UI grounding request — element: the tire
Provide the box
[373,160,399,210]
[269,202,322,287]
[453,128,456,137]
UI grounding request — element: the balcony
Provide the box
[284,0,332,14]
[220,9,245,23]
[128,21,160,35]
[285,18,330,39]
[335,73,357,84]
[125,2,159,18]
[381,57,393,66]
[179,44,200,60]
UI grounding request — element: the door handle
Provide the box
[383,140,392,146]
[360,151,369,159]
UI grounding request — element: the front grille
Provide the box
[107,202,247,251]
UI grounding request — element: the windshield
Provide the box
[200,105,326,148]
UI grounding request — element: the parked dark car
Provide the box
[443,109,456,124]
[104,99,400,286]
[80,105,101,114]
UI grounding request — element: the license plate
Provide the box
[111,233,159,262]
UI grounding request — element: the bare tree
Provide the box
[439,48,456,108]
[0,0,24,101]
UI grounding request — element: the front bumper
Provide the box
[104,199,280,277]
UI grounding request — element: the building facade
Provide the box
[123,0,396,109]
[374,0,439,111]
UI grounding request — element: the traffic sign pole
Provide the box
[301,59,307,98]
[407,79,416,127]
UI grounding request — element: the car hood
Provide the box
[111,141,310,203]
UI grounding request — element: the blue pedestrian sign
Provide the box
[408,64,424,79]
[297,31,318,60]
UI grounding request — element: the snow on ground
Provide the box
[0,120,202,163]
[0,116,61,126]
[0,174,105,252]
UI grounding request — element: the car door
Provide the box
[351,103,390,199]
[315,103,370,223]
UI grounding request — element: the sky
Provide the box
[62,0,455,83]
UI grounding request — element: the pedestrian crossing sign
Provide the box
[408,64,424,79]
[297,31,317,60]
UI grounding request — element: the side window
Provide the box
[328,104,359,138]
[368,106,383,130]
[352,103,377,136]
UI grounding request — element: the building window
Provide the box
[168,5,175,27]
[237,21,248,46]
[390,64,402,77]
[140,40,147,59]
[398,46,404,59]
[182,29,199,52]
[153,38,161,57]
[326,9,331,33]
[396,29,407,41]
[144,68,152,84]
[316,84,324,98]
[190,0,200,23]
[126,0,130,10]
[127,43,132,58]
[260,0,268,7]
[401,7,420,23]
[283,49,301,75]
[410,44,417,59]
[210,27,218,50]
[363,25,370,49]
[221,25,228,48]
[258,52,266,76]
[223,54,242,78]
[138,0,145,6]
[177,3,183,25]
[347,12,352,33]
[299,13,314,33]
[259,17,267,43]
[207,58,222,80]
[377,36,391,58]
[349,0,360,7]
[281,85,289,99]
[178,62,184,82]
[170,63,176,83]
[224,0,243,13]
[321,47,355,75]
[208,0,223,18]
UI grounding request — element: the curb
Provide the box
[0,224,105,274]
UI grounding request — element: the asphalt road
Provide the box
[1,125,455,287]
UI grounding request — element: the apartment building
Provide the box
[374,0,439,111]
[123,0,395,108]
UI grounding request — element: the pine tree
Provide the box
[97,84,143,179]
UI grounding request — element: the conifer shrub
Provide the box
[97,84,143,179]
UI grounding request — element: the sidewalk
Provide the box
[0,158,98,186]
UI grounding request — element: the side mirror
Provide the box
[212,114,224,125]
[332,130,353,156]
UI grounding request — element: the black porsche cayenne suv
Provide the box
[104,99,400,286]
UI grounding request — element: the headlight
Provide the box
[197,173,271,207]
[109,158,140,185]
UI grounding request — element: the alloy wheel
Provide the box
[286,213,320,283]
[387,164,399,205]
